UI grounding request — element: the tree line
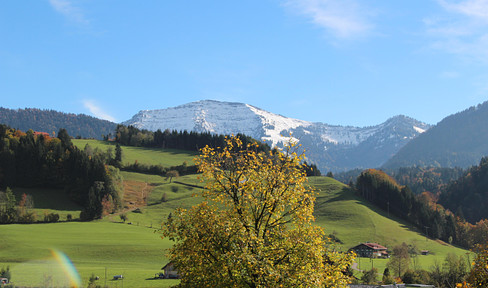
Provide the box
[0,125,123,222]
[115,124,271,152]
[115,124,321,176]
[355,169,487,248]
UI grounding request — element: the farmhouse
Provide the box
[162,262,180,279]
[349,242,388,258]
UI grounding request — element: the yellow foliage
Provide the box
[466,243,488,287]
[162,136,354,287]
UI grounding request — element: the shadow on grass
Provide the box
[351,194,424,234]
[315,185,423,235]
[316,187,357,204]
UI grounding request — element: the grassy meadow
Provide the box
[0,139,471,287]
[0,222,178,287]
[73,139,197,167]
[308,177,471,276]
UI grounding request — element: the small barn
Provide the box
[162,262,180,279]
[349,242,388,258]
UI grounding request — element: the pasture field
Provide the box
[0,222,178,287]
[72,139,196,167]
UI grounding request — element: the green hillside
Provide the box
[73,139,197,167]
[309,177,469,273]
[0,140,470,287]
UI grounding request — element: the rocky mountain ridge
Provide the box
[124,100,430,172]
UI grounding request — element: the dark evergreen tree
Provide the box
[115,143,122,163]
[57,128,72,149]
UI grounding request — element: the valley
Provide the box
[0,139,470,287]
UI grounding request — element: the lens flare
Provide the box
[50,249,81,288]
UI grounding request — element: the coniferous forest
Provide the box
[0,125,123,222]
[440,157,488,223]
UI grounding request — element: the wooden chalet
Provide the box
[349,242,389,258]
[161,262,180,279]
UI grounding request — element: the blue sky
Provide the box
[1,0,488,126]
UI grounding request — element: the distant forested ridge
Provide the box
[336,166,464,195]
[383,101,488,169]
[0,107,116,140]
[0,125,123,222]
[440,157,488,224]
[355,169,488,248]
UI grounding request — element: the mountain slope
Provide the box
[383,101,488,169]
[0,107,116,139]
[124,100,430,172]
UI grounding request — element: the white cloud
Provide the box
[425,0,488,62]
[82,99,116,122]
[437,0,488,20]
[49,0,89,25]
[284,0,373,39]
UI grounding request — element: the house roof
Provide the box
[363,243,387,250]
[350,242,388,251]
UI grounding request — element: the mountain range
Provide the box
[3,99,488,173]
[123,100,431,172]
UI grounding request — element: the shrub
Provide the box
[44,213,60,223]
[120,213,128,223]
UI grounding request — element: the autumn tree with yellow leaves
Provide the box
[464,243,488,287]
[162,136,354,287]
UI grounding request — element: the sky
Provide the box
[2,0,488,127]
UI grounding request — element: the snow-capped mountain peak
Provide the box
[124,100,430,171]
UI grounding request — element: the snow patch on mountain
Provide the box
[246,104,311,146]
[413,126,426,133]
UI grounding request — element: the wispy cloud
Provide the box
[49,0,89,25]
[439,70,460,79]
[425,0,488,62]
[438,0,488,20]
[283,0,374,39]
[82,99,116,122]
